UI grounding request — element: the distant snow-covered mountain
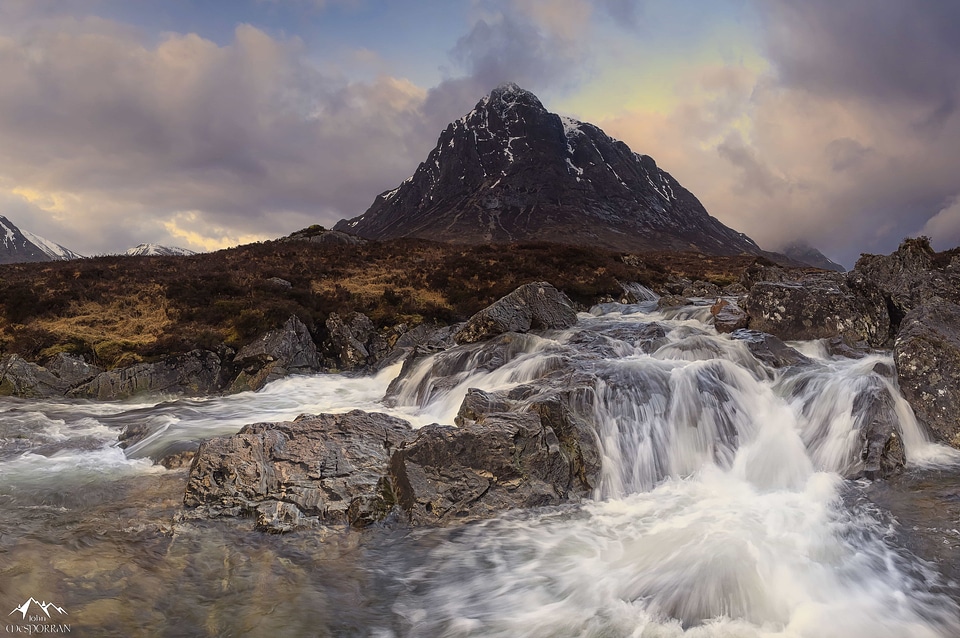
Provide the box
[780,240,846,272]
[125,243,196,257]
[0,215,84,264]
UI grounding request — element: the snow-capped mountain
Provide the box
[335,83,763,255]
[0,215,84,264]
[125,243,196,257]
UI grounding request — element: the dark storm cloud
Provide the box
[761,0,960,114]
[718,0,960,263]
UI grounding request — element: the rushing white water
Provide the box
[1,301,959,636]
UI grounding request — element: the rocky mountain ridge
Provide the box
[336,83,763,256]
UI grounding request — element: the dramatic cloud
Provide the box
[0,20,437,253]
[2,0,958,264]
[595,0,960,267]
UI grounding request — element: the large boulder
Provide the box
[182,406,597,531]
[742,274,889,347]
[0,353,103,398]
[453,282,577,344]
[389,412,586,525]
[894,302,960,447]
[232,315,322,391]
[69,349,229,400]
[0,355,67,398]
[324,311,389,371]
[184,411,414,532]
[852,237,960,331]
[729,330,811,369]
[710,298,749,333]
[44,353,103,387]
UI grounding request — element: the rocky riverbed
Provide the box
[3,240,960,636]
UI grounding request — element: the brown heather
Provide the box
[0,237,770,368]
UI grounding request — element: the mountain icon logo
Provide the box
[8,597,68,619]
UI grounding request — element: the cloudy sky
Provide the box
[1,0,958,266]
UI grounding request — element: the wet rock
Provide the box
[722,282,748,295]
[455,388,514,426]
[159,450,196,470]
[232,315,321,391]
[567,321,668,357]
[389,412,583,525]
[656,294,688,309]
[825,336,869,359]
[44,353,103,387]
[742,274,889,347]
[853,381,905,479]
[619,282,659,304]
[183,410,415,529]
[0,355,70,398]
[69,349,229,400]
[710,298,749,333]
[527,393,603,492]
[385,332,566,406]
[377,322,461,370]
[325,311,389,371]
[730,329,811,368]
[852,237,960,332]
[453,282,577,344]
[0,353,104,398]
[894,302,960,448]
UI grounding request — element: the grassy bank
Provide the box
[0,236,771,368]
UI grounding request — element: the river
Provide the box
[1,299,959,636]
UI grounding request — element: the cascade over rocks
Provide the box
[894,302,960,447]
[729,330,811,369]
[453,281,578,344]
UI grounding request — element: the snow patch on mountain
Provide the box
[0,215,84,263]
[21,229,84,260]
[125,243,196,257]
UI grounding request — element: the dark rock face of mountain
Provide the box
[335,83,761,255]
[0,215,82,264]
[780,240,845,272]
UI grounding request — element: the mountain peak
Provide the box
[334,86,762,256]
[479,82,545,116]
[0,215,83,264]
